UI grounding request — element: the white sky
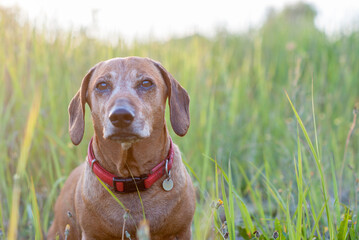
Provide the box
[1,0,359,41]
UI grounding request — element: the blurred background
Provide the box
[0,0,359,239]
[2,0,359,41]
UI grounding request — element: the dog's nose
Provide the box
[109,107,135,128]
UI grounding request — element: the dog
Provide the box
[47,57,196,239]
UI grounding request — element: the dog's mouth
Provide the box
[106,132,142,142]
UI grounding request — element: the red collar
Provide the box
[87,137,174,193]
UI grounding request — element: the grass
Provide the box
[1,3,359,239]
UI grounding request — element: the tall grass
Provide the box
[1,3,359,239]
[7,93,41,239]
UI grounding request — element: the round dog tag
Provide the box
[162,178,173,191]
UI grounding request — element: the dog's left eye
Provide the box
[140,80,154,89]
[96,82,111,91]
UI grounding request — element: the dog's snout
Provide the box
[109,107,135,128]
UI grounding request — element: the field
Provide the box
[1,3,358,239]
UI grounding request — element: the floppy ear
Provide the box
[68,67,96,145]
[153,61,190,136]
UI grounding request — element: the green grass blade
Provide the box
[227,159,235,239]
[29,177,43,240]
[0,198,4,237]
[336,208,349,240]
[221,175,232,239]
[285,196,295,239]
[295,126,304,240]
[7,93,41,240]
[285,90,333,239]
[95,176,127,210]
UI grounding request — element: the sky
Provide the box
[1,0,359,41]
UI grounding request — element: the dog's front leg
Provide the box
[175,226,192,240]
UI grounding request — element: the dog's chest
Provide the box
[79,182,183,238]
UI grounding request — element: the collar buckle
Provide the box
[113,175,148,193]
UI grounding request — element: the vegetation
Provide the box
[0,3,358,239]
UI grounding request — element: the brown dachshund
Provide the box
[47,57,195,239]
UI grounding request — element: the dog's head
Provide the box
[68,57,190,145]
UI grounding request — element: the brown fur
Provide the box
[47,57,195,240]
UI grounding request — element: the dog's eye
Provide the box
[96,82,111,91]
[141,80,153,88]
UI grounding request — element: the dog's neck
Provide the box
[91,126,171,177]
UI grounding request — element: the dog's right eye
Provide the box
[96,82,111,91]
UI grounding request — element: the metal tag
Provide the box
[162,178,173,191]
